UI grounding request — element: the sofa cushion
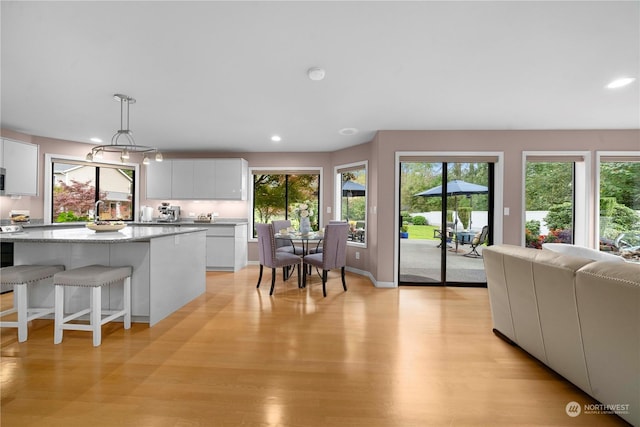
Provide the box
[575,261,640,426]
[542,243,625,263]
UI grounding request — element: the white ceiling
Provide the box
[1,1,639,153]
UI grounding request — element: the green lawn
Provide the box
[406,224,439,240]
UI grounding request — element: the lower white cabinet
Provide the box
[205,224,247,271]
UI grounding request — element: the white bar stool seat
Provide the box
[0,264,65,342]
[53,265,132,347]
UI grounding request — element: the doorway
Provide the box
[398,160,495,285]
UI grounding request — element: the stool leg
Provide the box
[123,277,131,329]
[15,283,28,342]
[54,285,64,344]
[91,286,101,347]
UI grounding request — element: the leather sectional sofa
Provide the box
[483,244,639,426]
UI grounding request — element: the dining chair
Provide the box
[256,223,301,295]
[271,219,303,279]
[302,222,349,297]
[272,220,303,255]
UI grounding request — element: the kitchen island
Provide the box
[1,225,207,326]
[136,220,248,272]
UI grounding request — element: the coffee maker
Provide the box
[158,203,180,222]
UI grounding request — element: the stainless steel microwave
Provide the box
[0,167,5,195]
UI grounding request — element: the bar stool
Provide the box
[0,265,65,342]
[53,265,132,347]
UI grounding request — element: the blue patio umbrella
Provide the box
[342,180,366,196]
[415,180,489,248]
[414,180,489,197]
[342,180,366,219]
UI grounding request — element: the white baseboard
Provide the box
[246,262,395,288]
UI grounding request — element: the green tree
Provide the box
[253,173,319,228]
[600,162,640,210]
[525,162,573,210]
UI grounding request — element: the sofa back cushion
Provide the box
[542,243,625,263]
[483,244,592,364]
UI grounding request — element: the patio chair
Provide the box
[353,221,365,242]
[435,227,453,248]
[256,223,301,295]
[464,225,489,258]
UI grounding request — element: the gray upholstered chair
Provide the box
[256,223,301,295]
[272,219,303,255]
[302,222,349,297]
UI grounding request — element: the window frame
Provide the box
[248,166,323,242]
[334,161,368,247]
[521,151,590,247]
[595,151,640,250]
[44,153,140,224]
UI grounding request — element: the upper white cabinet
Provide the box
[171,159,194,199]
[146,158,247,200]
[193,160,217,199]
[214,158,247,200]
[0,139,39,196]
[145,160,172,200]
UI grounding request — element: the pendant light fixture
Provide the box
[86,94,162,163]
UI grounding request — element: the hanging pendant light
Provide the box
[86,94,162,164]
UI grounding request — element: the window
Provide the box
[522,152,589,248]
[251,169,320,238]
[335,161,367,245]
[51,159,135,222]
[597,152,640,261]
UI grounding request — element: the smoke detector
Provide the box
[307,67,326,81]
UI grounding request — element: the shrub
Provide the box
[544,202,572,230]
[55,211,90,223]
[458,207,471,229]
[412,215,427,225]
[525,219,541,236]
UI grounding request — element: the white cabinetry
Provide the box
[205,224,248,271]
[170,160,194,199]
[0,139,38,196]
[214,158,247,200]
[146,158,247,200]
[193,160,217,199]
[145,161,172,199]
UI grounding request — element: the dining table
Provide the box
[275,231,324,256]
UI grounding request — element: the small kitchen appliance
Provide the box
[140,206,154,222]
[158,203,180,222]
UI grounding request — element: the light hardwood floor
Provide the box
[0,268,630,426]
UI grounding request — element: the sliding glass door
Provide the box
[399,160,493,285]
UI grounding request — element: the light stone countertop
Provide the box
[1,225,207,243]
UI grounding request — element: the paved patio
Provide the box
[399,238,487,284]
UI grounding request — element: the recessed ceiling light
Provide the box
[90,137,103,143]
[606,77,636,89]
[339,128,358,136]
[307,67,326,81]
[271,135,282,142]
